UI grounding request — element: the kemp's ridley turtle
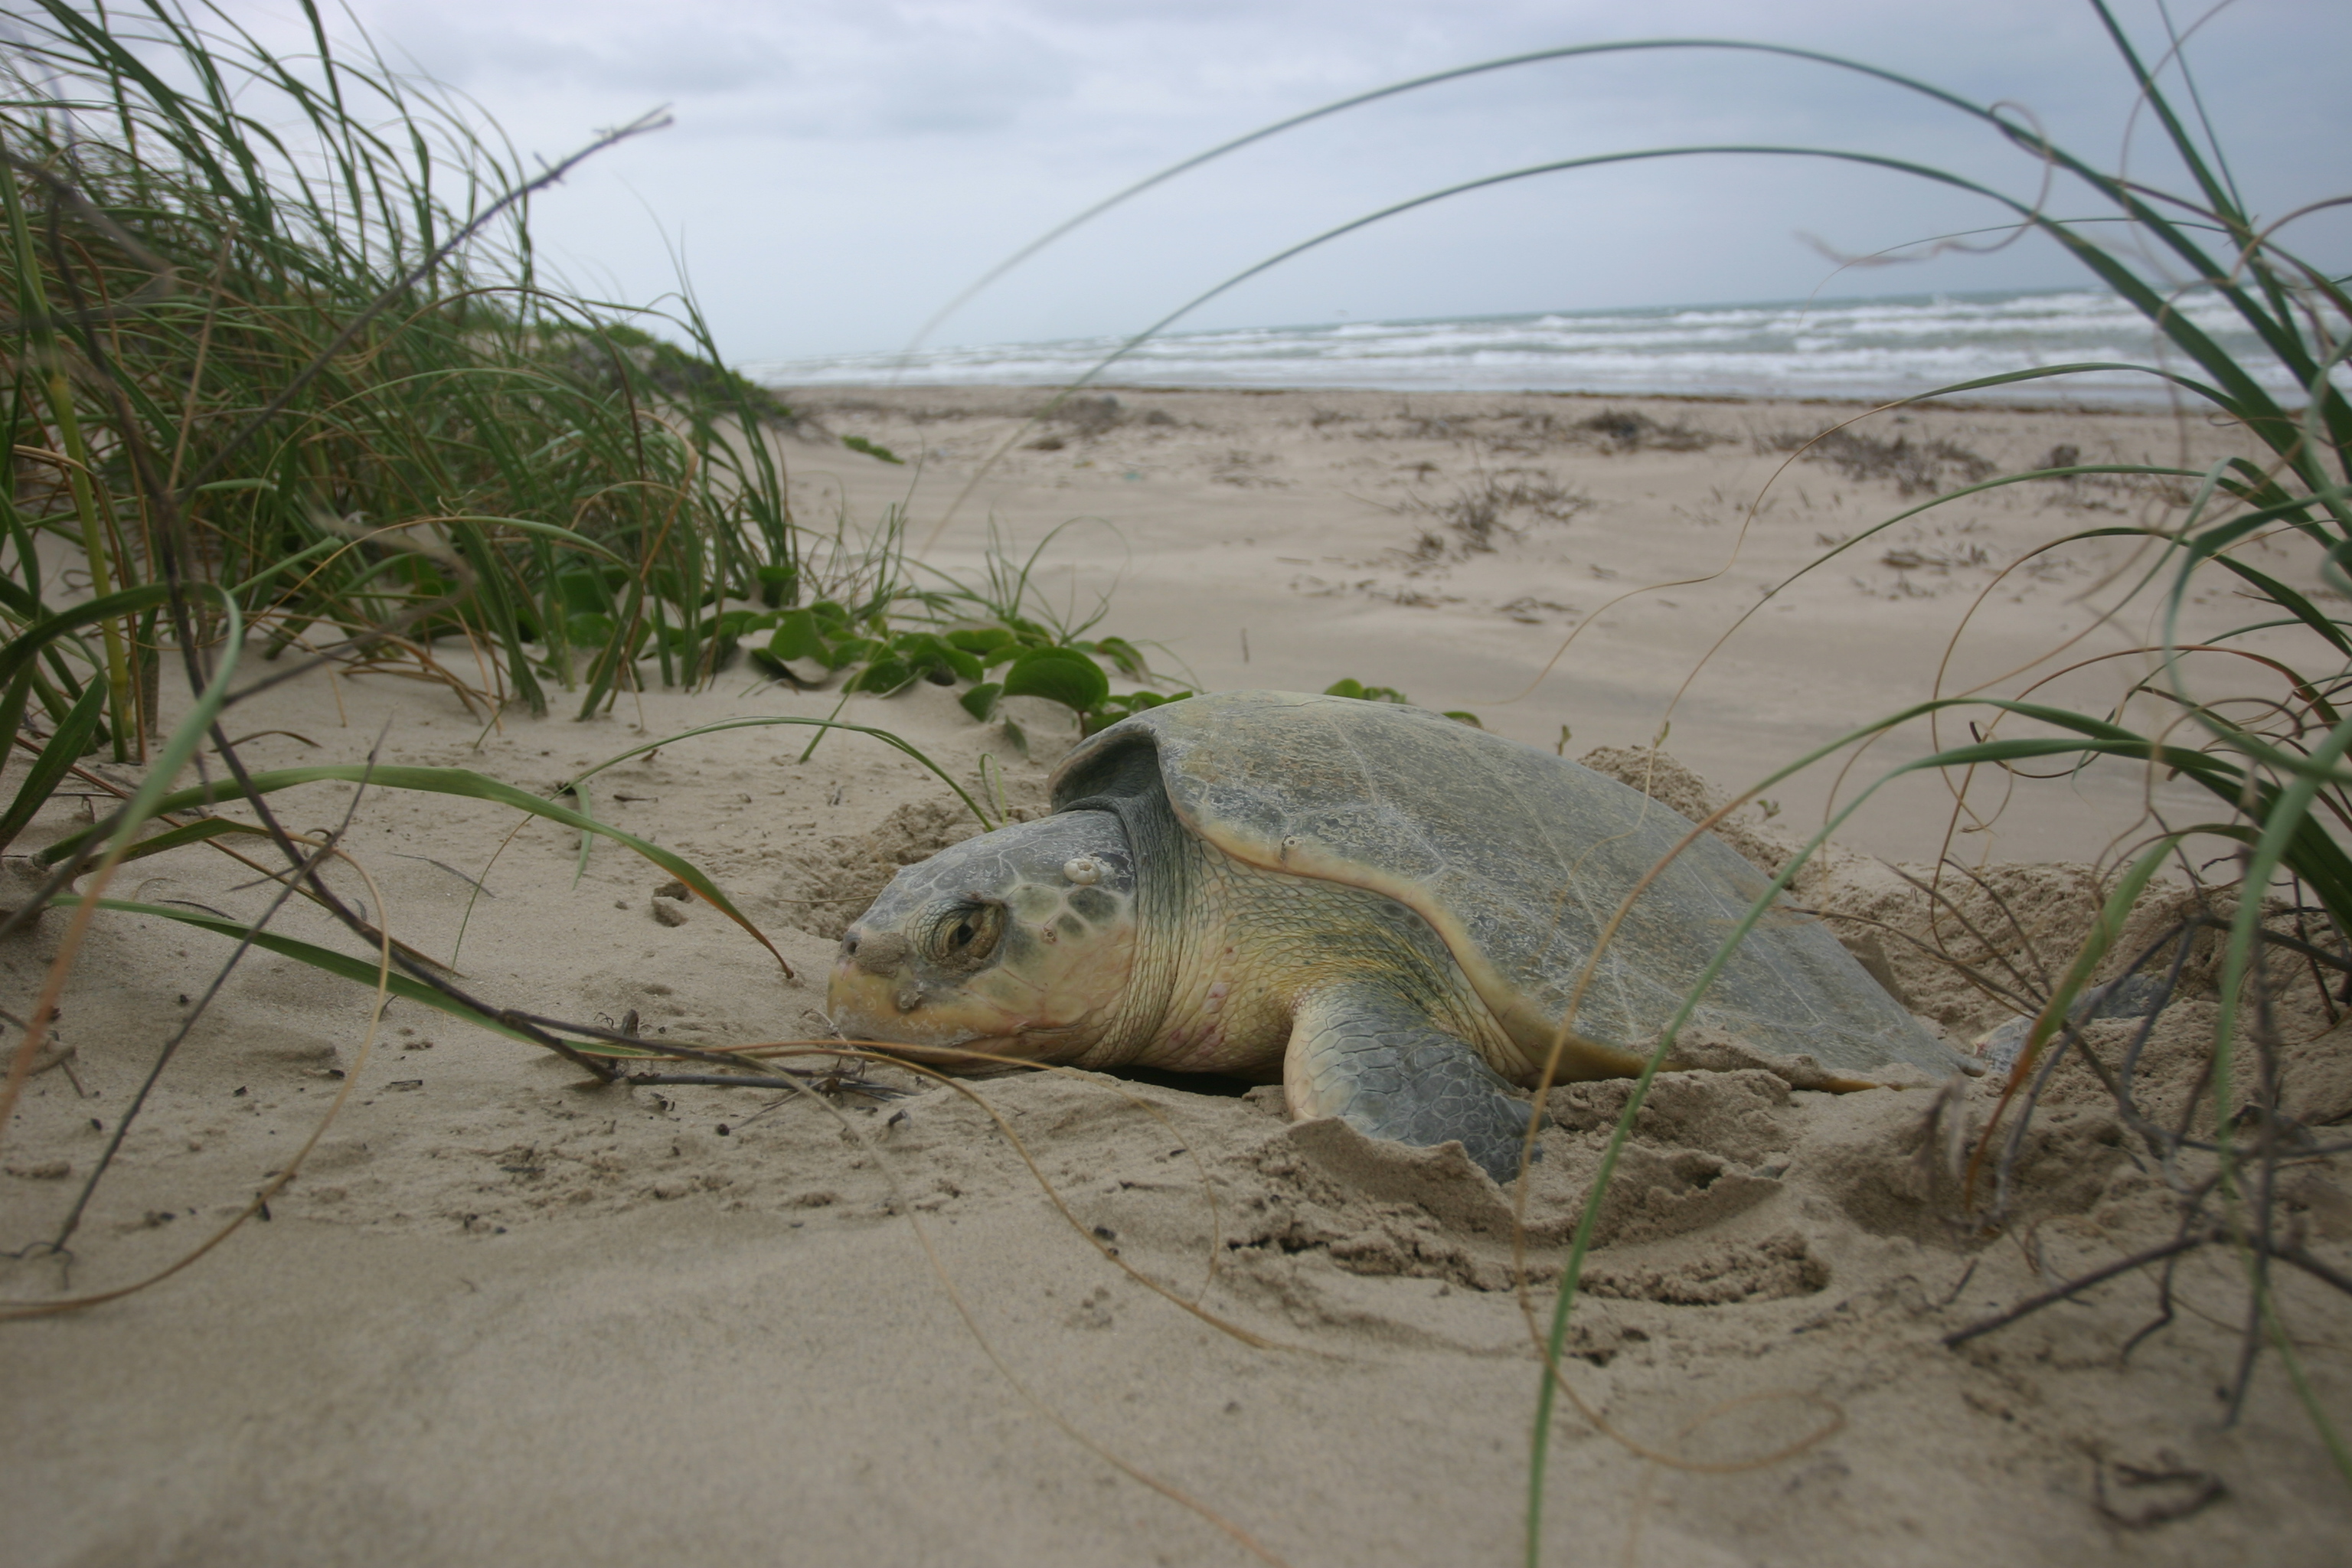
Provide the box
[828,691,1951,1180]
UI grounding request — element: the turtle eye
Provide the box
[929,900,1004,969]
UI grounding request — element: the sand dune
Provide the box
[3,388,2345,1566]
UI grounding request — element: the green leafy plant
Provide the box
[841,434,904,464]
[1322,678,1482,727]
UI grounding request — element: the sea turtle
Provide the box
[827,690,1954,1181]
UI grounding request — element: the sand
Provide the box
[3,387,2347,1566]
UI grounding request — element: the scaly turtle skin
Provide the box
[828,691,1952,1181]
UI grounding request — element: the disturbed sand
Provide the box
[3,387,2347,1566]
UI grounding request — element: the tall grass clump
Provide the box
[0,0,825,745]
[4,0,1189,796]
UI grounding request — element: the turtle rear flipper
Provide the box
[1286,983,1537,1184]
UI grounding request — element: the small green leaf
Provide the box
[946,627,1015,658]
[1324,678,1412,704]
[842,435,903,464]
[822,635,877,671]
[889,632,984,685]
[960,681,1003,722]
[767,609,828,662]
[1001,646,1109,714]
[1080,689,1193,733]
[1089,635,1148,677]
[555,570,609,615]
[1443,710,1484,728]
[846,655,913,694]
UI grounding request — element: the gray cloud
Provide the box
[362,5,792,95]
[227,0,2350,360]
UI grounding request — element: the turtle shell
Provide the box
[1050,690,1952,1080]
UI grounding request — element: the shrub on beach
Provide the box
[1,11,818,728]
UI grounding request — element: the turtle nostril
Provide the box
[843,934,860,956]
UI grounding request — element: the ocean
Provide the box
[744,287,2344,409]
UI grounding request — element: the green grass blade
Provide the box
[0,585,179,694]
[1982,839,2178,1126]
[87,818,279,867]
[0,676,106,853]
[2261,1290,2352,1488]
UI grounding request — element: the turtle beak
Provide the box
[827,925,972,1050]
[828,924,902,1026]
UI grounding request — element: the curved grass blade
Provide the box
[567,777,598,887]
[560,715,997,829]
[38,764,791,971]
[87,817,277,866]
[0,584,178,693]
[77,897,555,1047]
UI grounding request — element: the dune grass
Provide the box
[0,1,811,733]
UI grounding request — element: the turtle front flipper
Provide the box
[1285,982,1537,1184]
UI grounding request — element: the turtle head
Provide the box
[828,810,1141,1066]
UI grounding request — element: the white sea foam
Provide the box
[745,288,2347,407]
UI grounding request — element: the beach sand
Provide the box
[3,387,2346,1566]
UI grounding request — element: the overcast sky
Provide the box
[220,0,2351,362]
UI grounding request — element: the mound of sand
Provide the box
[4,389,2346,1566]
